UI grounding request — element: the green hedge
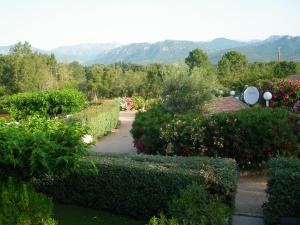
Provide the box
[0,89,87,119]
[263,157,300,225]
[133,107,298,168]
[34,154,237,219]
[71,100,119,138]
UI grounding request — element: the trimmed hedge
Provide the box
[71,100,119,138]
[34,154,237,219]
[263,157,300,225]
[0,89,87,119]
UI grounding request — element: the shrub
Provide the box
[132,96,145,110]
[0,88,87,119]
[0,178,57,225]
[145,98,162,110]
[255,79,300,108]
[168,184,230,225]
[131,105,173,154]
[160,108,298,168]
[148,214,191,225]
[0,116,90,181]
[161,72,214,113]
[118,97,133,111]
[263,157,300,225]
[34,154,237,219]
[72,100,119,138]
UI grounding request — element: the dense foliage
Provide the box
[34,154,237,219]
[0,178,56,225]
[0,89,87,119]
[131,105,173,154]
[256,79,300,108]
[161,70,216,113]
[0,117,90,181]
[263,157,300,225]
[72,100,119,138]
[164,108,298,168]
[131,96,146,110]
[133,108,298,168]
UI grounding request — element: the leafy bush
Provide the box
[72,100,119,138]
[168,184,230,225]
[256,79,300,108]
[148,214,191,225]
[161,72,214,113]
[34,154,237,219]
[160,108,298,168]
[132,96,145,110]
[131,105,173,154]
[0,88,87,119]
[0,178,57,225]
[118,97,133,111]
[145,98,162,110]
[263,157,300,225]
[0,116,90,181]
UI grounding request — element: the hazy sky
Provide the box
[0,0,299,49]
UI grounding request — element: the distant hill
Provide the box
[1,35,300,64]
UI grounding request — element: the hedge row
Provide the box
[71,100,119,138]
[263,157,300,225]
[132,106,299,168]
[0,89,87,119]
[34,154,237,219]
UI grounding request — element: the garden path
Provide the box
[91,111,136,154]
[232,175,267,225]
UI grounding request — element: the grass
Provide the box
[54,203,147,225]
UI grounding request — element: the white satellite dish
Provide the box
[243,86,259,105]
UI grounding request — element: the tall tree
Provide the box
[185,49,209,70]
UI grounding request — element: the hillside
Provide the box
[1,35,300,64]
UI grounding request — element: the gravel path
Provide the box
[91,111,136,154]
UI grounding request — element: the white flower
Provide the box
[66,114,72,119]
[82,134,93,144]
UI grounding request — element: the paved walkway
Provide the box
[232,176,267,225]
[91,111,136,154]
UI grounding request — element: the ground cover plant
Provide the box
[0,88,87,119]
[263,157,300,225]
[0,178,57,225]
[72,100,119,138]
[34,153,237,220]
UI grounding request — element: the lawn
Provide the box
[54,203,147,225]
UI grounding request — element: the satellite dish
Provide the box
[243,86,259,105]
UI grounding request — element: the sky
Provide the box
[0,0,299,49]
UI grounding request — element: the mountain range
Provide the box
[0,35,299,64]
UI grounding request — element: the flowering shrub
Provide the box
[160,108,298,168]
[119,97,133,111]
[131,105,173,154]
[255,79,300,109]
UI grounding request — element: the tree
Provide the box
[161,69,216,113]
[185,49,209,70]
[217,51,248,88]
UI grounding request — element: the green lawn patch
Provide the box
[54,203,146,225]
